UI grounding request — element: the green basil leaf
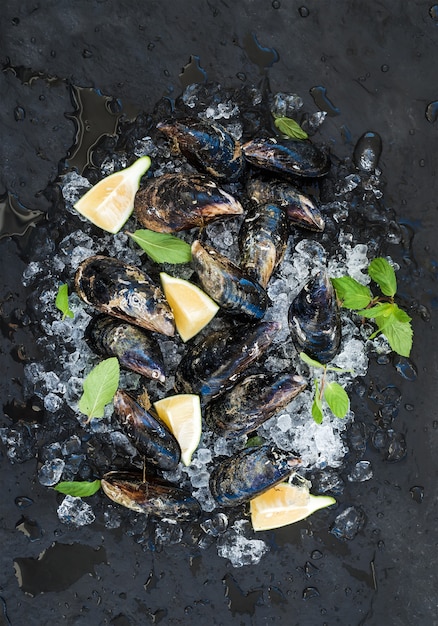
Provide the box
[245,435,266,448]
[368,257,397,297]
[274,116,308,140]
[323,382,349,418]
[55,283,74,320]
[54,480,101,497]
[356,302,396,319]
[312,379,324,424]
[127,229,192,264]
[299,352,325,369]
[78,357,120,420]
[331,277,372,309]
[380,317,413,358]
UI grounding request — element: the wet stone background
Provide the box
[1,1,438,625]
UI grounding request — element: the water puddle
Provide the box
[0,192,45,239]
[14,542,107,596]
[309,86,340,116]
[179,56,208,89]
[243,32,279,71]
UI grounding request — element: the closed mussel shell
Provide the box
[238,202,290,288]
[175,320,280,405]
[191,240,268,320]
[85,314,166,383]
[101,471,201,521]
[75,255,175,336]
[243,137,330,178]
[205,372,307,436]
[134,172,243,233]
[247,177,325,232]
[288,270,341,364]
[209,444,301,507]
[156,117,244,181]
[113,389,181,471]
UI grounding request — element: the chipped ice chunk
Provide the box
[57,495,96,527]
[217,520,269,567]
[38,458,65,486]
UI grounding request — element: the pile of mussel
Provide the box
[74,115,343,522]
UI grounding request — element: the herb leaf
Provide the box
[323,382,349,418]
[274,116,308,140]
[54,480,102,497]
[55,283,74,320]
[312,379,324,424]
[378,314,413,357]
[299,352,325,369]
[331,277,372,309]
[127,229,192,264]
[356,302,396,319]
[78,357,120,420]
[368,257,397,297]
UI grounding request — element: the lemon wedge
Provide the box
[153,394,202,466]
[160,272,219,342]
[73,156,151,233]
[250,482,336,531]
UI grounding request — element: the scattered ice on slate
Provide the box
[216,520,269,567]
[57,495,96,527]
[38,458,65,486]
[330,506,366,541]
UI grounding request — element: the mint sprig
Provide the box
[54,480,102,497]
[127,229,192,264]
[300,353,352,423]
[331,257,413,357]
[55,283,74,320]
[273,116,308,140]
[78,357,120,422]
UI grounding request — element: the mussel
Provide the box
[246,177,325,232]
[85,314,166,382]
[209,444,301,507]
[134,172,243,233]
[75,255,175,336]
[205,372,307,436]
[113,390,180,471]
[156,117,244,181]
[243,137,330,178]
[175,320,280,404]
[288,270,341,364]
[191,240,268,320]
[101,471,201,520]
[238,203,290,288]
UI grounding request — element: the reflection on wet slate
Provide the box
[13,542,107,596]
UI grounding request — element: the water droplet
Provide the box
[433,420,438,429]
[409,128,415,135]
[236,72,247,81]
[353,131,382,171]
[303,586,320,600]
[429,5,438,20]
[272,0,281,8]
[12,17,20,25]
[425,101,438,123]
[39,94,45,101]
[82,49,93,59]
[15,496,34,509]
[419,158,426,167]
[148,42,155,51]
[311,549,323,560]
[377,539,385,550]
[14,106,26,122]
[393,356,417,381]
[380,64,389,72]
[164,69,170,77]
[298,6,310,17]
[404,403,414,411]
[409,485,424,503]
[50,49,56,57]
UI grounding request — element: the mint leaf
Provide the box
[299,352,325,369]
[127,230,192,264]
[323,382,349,418]
[380,317,413,357]
[368,257,397,297]
[54,480,101,497]
[391,304,412,323]
[356,302,396,319]
[245,435,266,448]
[274,116,308,140]
[78,357,120,420]
[55,283,74,320]
[331,277,372,309]
[312,380,323,424]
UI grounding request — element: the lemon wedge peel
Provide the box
[153,393,202,466]
[250,482,336,532]
[160,272,219,342]
[73,156,151,234]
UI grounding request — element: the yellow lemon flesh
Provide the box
[250,482,336,531]
[153,394,202,466]
[73,156,151,233]
[160,272,219,342]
